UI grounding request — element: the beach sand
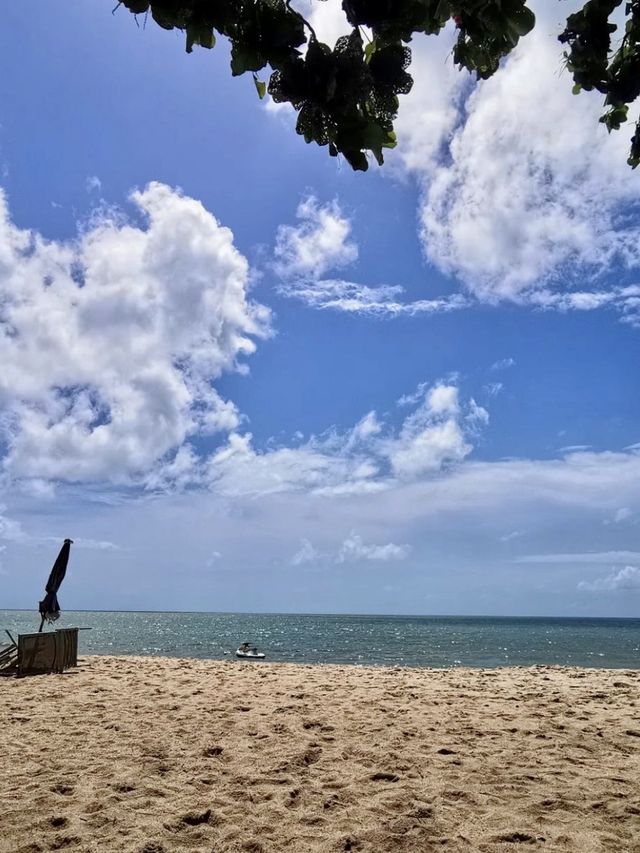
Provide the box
[1,657,639,853]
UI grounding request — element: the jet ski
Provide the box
[236,643,266,659]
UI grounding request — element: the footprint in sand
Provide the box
[370,771,400,782]
[491,831,543,844]
[48,835,81,850]
[112,781,136,793]
[50,783,74,796]
[181,808,212,826]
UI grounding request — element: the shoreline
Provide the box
[2,656,639,852]
[84,653,640,672]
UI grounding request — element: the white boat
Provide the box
[236,645,266,659]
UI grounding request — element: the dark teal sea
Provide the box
[1,611,638,668]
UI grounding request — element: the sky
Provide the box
[0,0,639,617]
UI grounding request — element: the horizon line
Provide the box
[1,608,638,621]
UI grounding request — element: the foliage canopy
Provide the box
[116,0,640,170]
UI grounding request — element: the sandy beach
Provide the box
[1,657,639,853]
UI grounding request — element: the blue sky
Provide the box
[0,0,639,616]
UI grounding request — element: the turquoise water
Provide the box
[1,610,638,668]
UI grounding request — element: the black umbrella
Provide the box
[38,538,73,632]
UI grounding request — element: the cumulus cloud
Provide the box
[336,531,411,563]
[578,565,640,592]
[390,21,463,177]
[274,196,357,280]
[291,538,321,566]
[270,2,640,321]
[295,0,351,48]
[203,381,483,497]
[419,18,640,300]
[386,384,473,480]
[386,0,640,315]
[0,183,270,487]
[274,197,468,317]
[4,438,640,614]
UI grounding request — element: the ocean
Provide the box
[1,610,638,668]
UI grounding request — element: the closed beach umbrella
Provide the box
[38,538,73,632]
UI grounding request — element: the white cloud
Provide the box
[387,384,473,480]
[427,384,459,415]
[291,538,320,566]
[336,531,411,563]
[278,277,468,317]
[517,551,640,564]
[612,507,633,524]
[0,182,270,486]
[204,381,483,497]
[381,0,640,314]
[0,508,24,542]
[294,0,351,48]
[528,286,640,325]
[274,196,357,280]
[491,358,516,371]
[85,175,102,194]
[73,537,120,550]
[466,400,489,430]
[421,16,640,301]
[0,507,118,550]
[500,530,525,543]
[397,383,429,408]
[485,382,503,397]
[277,5,640,320]
[273,197,469,318]
[390,22,463,177]
[578,565,640,592]
[206,550,222,567]
[4,437,640,615]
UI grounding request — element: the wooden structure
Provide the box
[0,628,79,677]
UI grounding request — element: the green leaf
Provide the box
[186,23,216,53]
[343,149,368,171]
[253,74,267,99]
[600,103,629,131]
[230,43,266,75]
[508,6,535,37]
[383,130,397,150]
[123,1,149,13]
[572,83,582,95]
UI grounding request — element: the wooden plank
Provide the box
[17,632,57,676]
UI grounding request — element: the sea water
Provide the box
[0,610,638,668]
